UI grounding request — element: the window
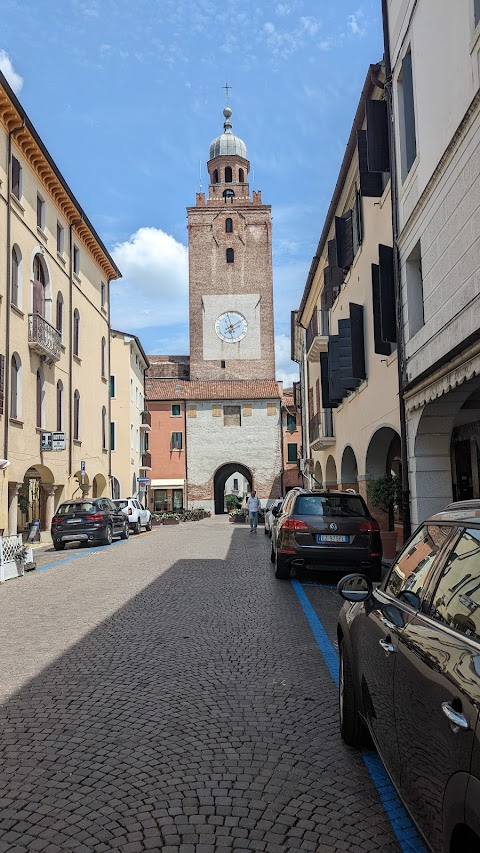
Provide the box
[239,168,244,183]
[57,222,64,254]
[37,194,45,230]
[225,217,233,233]
[386,524,452,607]
[406,241,424,338]
[11,246,20,307]
[286,413,297,432]
[36,369,44,428]
[56,381,63,431]
[110,421,116,451]
[295,494,368,518]
[101,337,106,378]
[171,403,181,417]
[73,309,80,356]
[221,360,226,369]
[33,255,46,316]
[110,375,116,398]
[130,424,134,449]
[213,169,219,183]
[475,0,480,27]
[74,390,80,439]
[352,190,363,257]
[224,405,241,427]
[130,378,134,402]
[73,245,80,275]
[171,432,183,449]
[223,189,235,203]
[398,48,417,180]
[225,166,232,183]
[430,528,480,642]
[10,353,20,420]
[226,248,234,264]
[56,292,63,336]
[102,406,107,449]
[287,443,298,463]
[233,478,238,490]
[11,156,21,199]
[101,282,106,307]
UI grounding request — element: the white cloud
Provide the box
[275,334,299,386]
[110,226,189,332]
[347,11,366,37]
[0,50,23,94]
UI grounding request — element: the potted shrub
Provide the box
[162,512,180,525]
[151,513,163,526]
[367,474,402,559]
[228,508,246,523]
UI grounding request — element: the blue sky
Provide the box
[1,0,383,383]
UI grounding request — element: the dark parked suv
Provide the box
[337,500,480,853]
[270,488,382,580]
[51,498,130,550]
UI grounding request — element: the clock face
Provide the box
[215,311,248,343]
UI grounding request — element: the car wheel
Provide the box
[275,551,291,580]
[135,520,141,535]
[102,525,113,546]
[146,518,152,531]
[339,640,370,747]
[270,544,275,563]
[54,541,65,551]
[120,521,129,540]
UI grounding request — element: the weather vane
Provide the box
[222,81,231,106]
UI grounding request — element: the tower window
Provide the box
[226,248,234,264]
[221,360,226,369]
[223,189,235,203]
[239,168,244,182]
[225,166,232,183]
[225,218,233,233]
[213,169,219,183]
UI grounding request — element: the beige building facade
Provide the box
[110,330,149,500]
[0,71,121,538]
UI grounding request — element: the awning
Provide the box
[404,350,480,412]
[150,479,185,488]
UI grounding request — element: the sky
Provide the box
[1,0,384,385]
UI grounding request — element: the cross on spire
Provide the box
[222,81,231,106]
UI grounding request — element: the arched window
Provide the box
[73,309,80,356]
[101,336,106,378]
[102,406,107,449]
[223,189,235,203]
[36,369,44,429]
[239,168,245,183]
[56,380,63,431]
[10,353,21,420]
[12,246,21,307]
[56,292,63,336]
[74,390,80,440]
[226,248,234,264]
[33,254,46,316]
[225,218,233,233]
[225,166,232,183]
[213,169,219,183]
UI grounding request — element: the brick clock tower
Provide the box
[187,105,276,381]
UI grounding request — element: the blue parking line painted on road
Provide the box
[291,578,427,853]
[34,538,129,573]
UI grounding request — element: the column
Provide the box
[42,485,57,539]
[80,484,91,498]
[7,482,22,536]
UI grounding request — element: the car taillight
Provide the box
[128,507,132,515]
[51,516,62,527]
[358,520,380,533]
[281,518,309,531]
[88,513,104,522]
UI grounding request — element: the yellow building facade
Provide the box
[0,71,121,539]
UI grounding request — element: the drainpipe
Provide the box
[183,399,188,509]
[68,216,83,478]
[382,0,412,541]
[4,120,25,464]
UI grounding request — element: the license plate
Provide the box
[317,534,349,543]
[62,534,88,540]
[67,518,83,523]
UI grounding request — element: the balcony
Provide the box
[310,409,335,451]
[306,310,329,363]
[140,410,151,431]
[139,451,152,470]
[28,314,61,362]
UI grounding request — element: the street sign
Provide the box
[52,432,66,450]
[80,461,86,473]
[137,478,150,484]
[41,432,52,451]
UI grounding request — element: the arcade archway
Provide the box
[214,463,252,515]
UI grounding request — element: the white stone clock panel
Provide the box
[202,294,261,361]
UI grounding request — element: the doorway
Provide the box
[213,463,252,514]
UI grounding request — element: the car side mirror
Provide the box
[272,506,279,517]
[337,573,373,602]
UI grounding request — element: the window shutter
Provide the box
[349,303,366,382]
[366,99,390,173]
[0,355,4,416]
[371,264,392,355]
[379,244,397,343]
[327,337,344,405]
[357,130,383,197]
[187,404,197,418]
[320,351,336,409]
[335,211,354,270]
[267,403,277,416]
[402,51,417,173]
[212,404,221,417]
[11,157,20,198]
[242,403,252,416]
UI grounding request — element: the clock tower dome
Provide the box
[187,105,276,382]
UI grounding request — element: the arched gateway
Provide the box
[214,463,252,515]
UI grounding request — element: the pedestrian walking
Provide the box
[246,490,260,532]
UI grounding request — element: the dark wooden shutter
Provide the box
[357,130,383,197]
[0,355,5,416]
[349,303,366,382]
[11,157,20,198]
[36,371,42,428]
[371,264,392,355]
[320,351,336,409]
[366,99,390,173]
[327,337,344,405]
[338,319,362,393]
[33,280,45,316]
[402,51,417,173]
[327,239,337,268]
[335,211,354,269]
[379,244,397,343]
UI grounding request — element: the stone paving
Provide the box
[0,519,403,852]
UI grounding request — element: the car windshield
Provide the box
[295,495,368,518]
[114,500,129,509]
[57,502,96,515]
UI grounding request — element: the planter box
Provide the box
[229,516,246,523]
[380,530,398,560]
[151,519,163,526]
[162,518,180,525]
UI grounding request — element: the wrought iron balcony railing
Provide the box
[28,314,61,362]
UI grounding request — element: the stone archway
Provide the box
[14,463,56,538]
[214,463,252,515]
[92,473,108,499]
[341,446,358,491]
[325,455,337,488]
[364,426,401,529]
[313,461,323,489]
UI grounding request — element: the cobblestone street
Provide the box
[0,519,417,852]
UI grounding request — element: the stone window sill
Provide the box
[11,304,24,318]
[9,418,23,427]
[11,194,25,215]
[73,354,81,365]
[73,439,82,446]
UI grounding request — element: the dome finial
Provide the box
[222,81,233,131]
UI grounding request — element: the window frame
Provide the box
[73,309,80,356]
[287,443,298,463]
[73,390,80,440]
[110,421,116,451]
[11,245,21,308]
[110,375,116,398]
[425,526,480,644]
[171,403,181,417]
[226,248,234,264]
[36,194,46,231]
[171,431,183,450]
[11,156,22,200]
[225,217,233,233]
[56,292,63,336]
[57,222,65,255]
[73,245,80,276]
[56,380,63,432]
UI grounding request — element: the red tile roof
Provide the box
[146,379,282,401]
